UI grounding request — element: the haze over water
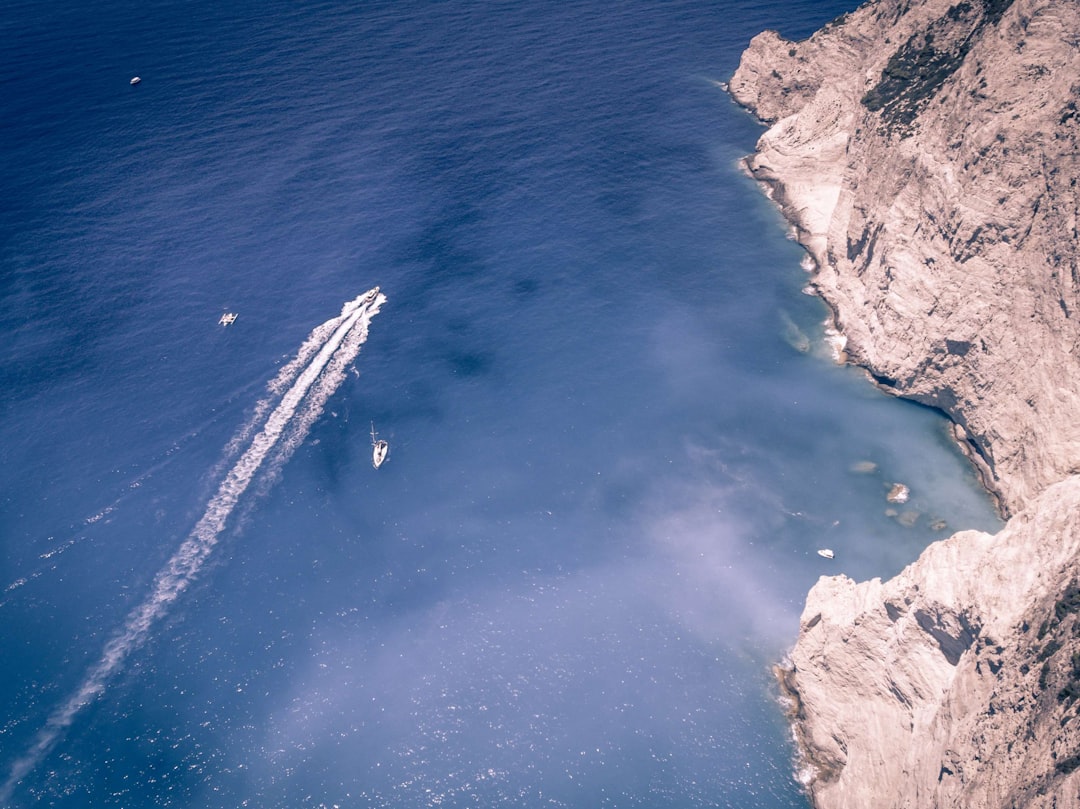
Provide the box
[1,1,1000,806]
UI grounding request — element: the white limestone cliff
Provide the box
[732,0,1080,514]
[786,477,1080,807]
[731,0,1080,805]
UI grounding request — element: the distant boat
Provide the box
[219,312,237,326]
[371,422,389,469]
[130,76,141,85]
[817,548,835,559]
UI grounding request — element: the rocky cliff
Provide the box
[730,0,1080,806]
[732,0,1080,515]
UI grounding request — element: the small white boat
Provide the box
[219,312,237,326]
[817,548,835,559]
[371,422,389,469]
[130,76,141,85]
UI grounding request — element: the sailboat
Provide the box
[371,422,389,469]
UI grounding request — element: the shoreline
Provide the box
[729,1,1080,805]
[736,154,1007,518]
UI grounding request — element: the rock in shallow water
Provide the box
[885,483,910,504]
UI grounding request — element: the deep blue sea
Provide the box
[1,2,1001,807]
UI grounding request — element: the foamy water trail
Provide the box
[218,308,357,466]
[0,289,385,804]
[262,301,380,486]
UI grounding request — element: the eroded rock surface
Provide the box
[732,0,1080,514]
[731,0,1080,805]
[789,478,1080,807]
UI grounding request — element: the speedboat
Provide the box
[130,76,141,85]
[817,548,835,559]
[371,422,389,469]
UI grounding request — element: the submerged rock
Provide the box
[781,311,812,353]
[895,509,919,527]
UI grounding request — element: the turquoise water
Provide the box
[0,1,1000,806]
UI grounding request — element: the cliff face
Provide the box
[786,477,1080,807]
[732,0,1080,515]
[731,0,1080,806]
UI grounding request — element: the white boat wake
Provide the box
[0,288,385,804]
